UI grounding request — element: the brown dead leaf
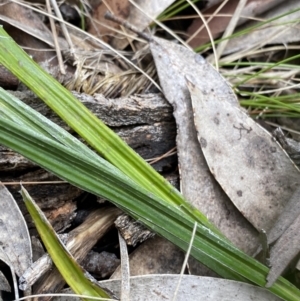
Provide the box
[150,37,259,257]
[186,77,300,232]
[89,0,176,49]
[115,0,176,49]
[0,2,57,64]
[88,0,131,46]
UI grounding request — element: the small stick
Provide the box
[104,11,152,42]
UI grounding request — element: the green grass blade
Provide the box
[21,186,112,301]
[0,111,299,300]
[0,87,103,160]
[0,26,220,234]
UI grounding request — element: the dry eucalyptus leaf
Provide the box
[266,212,300,287]
[266,187,300,247]
[90,0,176,49]
[0,184,32,277]
[150,37,259,256]
[0,2,60,64]
[53,275,281,301]
[186,78,300,232]
[0,269,10,292]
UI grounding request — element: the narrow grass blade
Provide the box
[21,187,113,301]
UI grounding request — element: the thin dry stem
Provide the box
[46,0,65,74]
[185,0,219,70]
[214,0,247,60]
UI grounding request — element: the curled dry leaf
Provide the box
[150,37,259,256]
[186,78,300,232]
[0,184,32,277]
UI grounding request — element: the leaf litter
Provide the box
[186,72,300,285]
[150,34,300,283]
[1,1,300,292]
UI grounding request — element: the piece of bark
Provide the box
[8,90,173,127]
[2,90,176,172]
[82,251,120,278]
[0,65,18,90]
[115,214,154,247]
[0,146,35,171]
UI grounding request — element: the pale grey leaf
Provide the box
[0,246,17,297]
[267,187,300,246]
[0,248,11,292]
[0,184,32,276]
[52,275,281,301]
[186,79,300,232]
[0,270,10,292]
[266,213,300,287]
[150,37,259,255]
